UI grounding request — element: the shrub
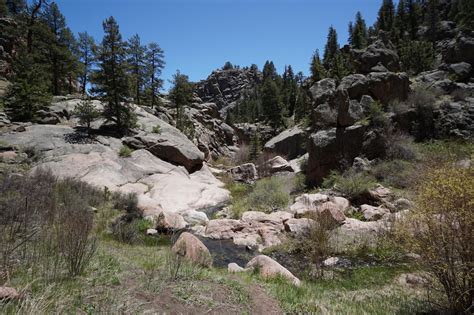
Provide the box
[118,145,133,157]
[407,86,438,141]
[399,40,434,75]
[0,169,102,279]
[246,177,290,213]
[385,132,418,161]
[110,218,142,244]
[396,165,473,313]
[368,101,389,128]
[152,124,161,134]
[111,191,140,215]
[370,160,417,189]
[322,169,376,202]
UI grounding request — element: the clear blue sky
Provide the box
[56,0,381,90]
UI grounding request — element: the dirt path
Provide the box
[248,282,283,315]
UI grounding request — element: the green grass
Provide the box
[241,265,430,314]
[118,145,134,157]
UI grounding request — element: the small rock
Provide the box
[322,257,352,268]
[394,198,412,211]
[284,218,313,235]
[172,232,213,267]
[398,273,428,288]
[146,228,158,236]
[360,204,389,221]
[228,262,245,273]
[246,255,301,286]
[0,286,19,301]
[228,163,258,184]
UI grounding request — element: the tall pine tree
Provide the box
[376,0,395,33]
[77,31,96,95]
[310,49,325,83]
[261,78,284,129]
[92,16,135,131]
[323,26,339,70]
[144,42,165,108]
[126,34,146,105]
[349,12,368,49]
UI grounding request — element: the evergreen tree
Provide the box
[399,40,434,74]
[376,0,395,33]
[92,16,135,131]
[5,49,51,121]
[169,70,193,133]
[249,130,261,161]
[144,42,165,109]
[42,2,78,95]
[323,26,339,70]
[0,0,8,17]
[282,65,297,116]
[407,0,422,40]
[261,78,283,128]
[349,12,368,49]
[77,31,96,95]
[223,61,233,70]
[126,34,146,105]
[426,0,440,43]
[74,98,100,135]
[394,0,407,43]
[310,50,325,83]
[262,60,278,81]
[6,0,26,15]
[330,52,351,82]
[450,0,474,30]
[294,88,310,123]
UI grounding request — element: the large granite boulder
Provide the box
[442,34,474,66]
[263,126,306,160]
[123,114,205,172]
[367,72,410,104]
[228,163,258,184]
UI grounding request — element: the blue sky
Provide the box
[56,0,381,90]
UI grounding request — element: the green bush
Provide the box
[368,101,389,128]
[370,160,417,189]
[322,169,376,201]
[399,40,434,75]
[152,124,161,134]
[246,177,290,213]
[118,145,133,157]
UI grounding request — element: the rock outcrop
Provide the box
[263,126,306,160]
[194,67,262,114]
[348,39,400,74]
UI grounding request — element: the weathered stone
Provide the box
[263,126,306,160]
[261,155,294,174]
[349,39,400,74]
[172,232,212,267]
[0,286,19,301]
[246,255,301,286]
[228,262,245,273]
[360,204,389,221]
[284,218,313,235]
[228,163,258,184]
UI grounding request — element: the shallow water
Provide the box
[199,237,255,268]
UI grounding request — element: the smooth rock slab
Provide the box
[246,255,301,286]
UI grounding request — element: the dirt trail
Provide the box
[247,282,283,315]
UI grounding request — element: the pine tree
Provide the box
[6,0,26,15]
[407,0,422,40]
[223,61,233,70]
[169,70,193,133]
[323,26,339,70]
[394,0,407,43]
[376,0,395,33]
[452,0,474,30]
[282,65,297,116]
[77,32,96,95]
[42,2,78,95]
[92,16,135,131]
[144,42,165,109]
[249,130,261,161]
[261,78,283,128]
[262,60,277,81]
[294,88,310,123]
[74,98,100,135]
[5,49,51,121]
[349,12,368,49]
[126,34,146,105]
[426,0,440,43]
[0,0,8,17]
[310,50,325,83]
